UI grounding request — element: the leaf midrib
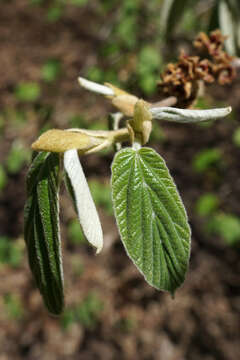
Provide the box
[136,153,184,286]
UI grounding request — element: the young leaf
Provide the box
[111,147,191,294]
[24,152,64,315]
[63,149,103,253]
[150,106,232,123]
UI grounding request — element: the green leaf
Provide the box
[111,147,191,294]
[24,152,64,315]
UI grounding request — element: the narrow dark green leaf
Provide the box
[24,152,64,315]
[111,147,191,294]
[160,0,193,38]
[208,1,220,32]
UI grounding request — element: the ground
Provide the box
[0,1,240,359]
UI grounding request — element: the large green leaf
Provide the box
[24,152,64,315]
[111,147,191,294]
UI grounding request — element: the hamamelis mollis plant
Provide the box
[24,76,232,315]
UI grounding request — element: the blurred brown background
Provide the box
[0,1,240,359]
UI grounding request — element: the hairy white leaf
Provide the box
[78,77,115,96]
[150,106,232,123]
[64,149,103,253]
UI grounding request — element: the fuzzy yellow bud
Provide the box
[31,129,101,153]
[128,100,152,145]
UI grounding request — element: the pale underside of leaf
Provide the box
[111,147,191,294]
[150,106,232,123]
[78,77,115,96]
[64,149,103,253]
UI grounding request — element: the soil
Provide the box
[0,1,240,360]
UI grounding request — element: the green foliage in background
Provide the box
[6,141,31,174]
[42,59,62,83]
[3,293,24,321]
[0,237,24,268]
[0,165,7,192]
[195,193,219,217]
[161,0,240,55]
[15,82,41,102]
[68,219,86,245]
[137,46,162,95]
[31,0,163,94]
[61,293,103,330]
[208,213,240,246]
[192,148,222,173]
[196,192,240,248]
[88,179,113,216]
[233,127,240,147]
[18,0,236,315]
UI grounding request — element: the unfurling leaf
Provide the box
[64,149,103,253]
[111,147,191,294]
[31,129,95,153]
[24,152,64,315]
[150,106,232,123]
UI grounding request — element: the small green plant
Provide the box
[15,82,41,102]
[23,75,231,315]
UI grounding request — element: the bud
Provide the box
[128,100,153,145]
[31,129,103,153]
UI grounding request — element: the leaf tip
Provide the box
[227,106,232,114]
[95,242,103,255]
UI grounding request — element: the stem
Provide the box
[132,141,142,150]
[111,127,129,143]
[150,96,177,108]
